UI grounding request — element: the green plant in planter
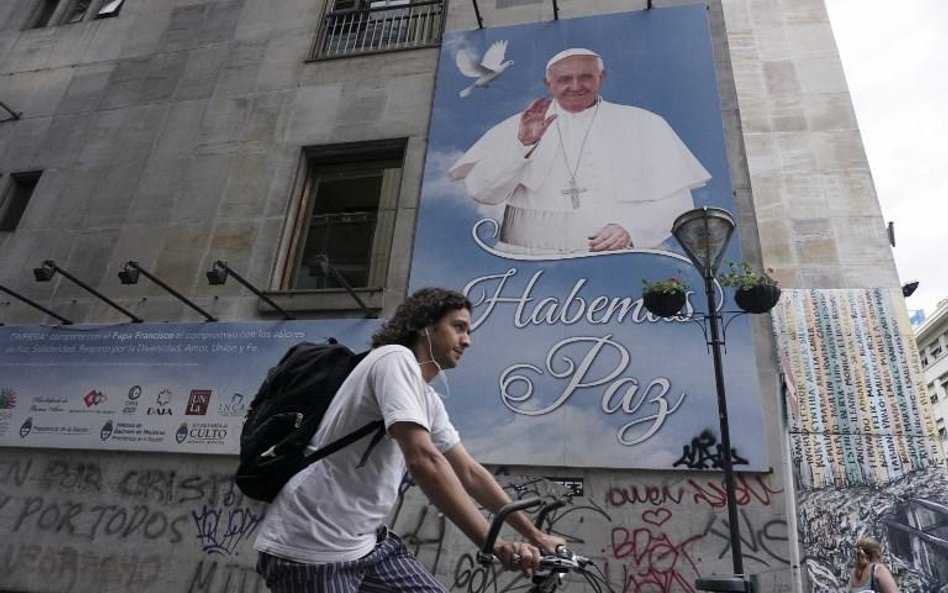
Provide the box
[642,277,688,294]
[641,277,688,317]
[718,261,778,290]
[718,261,780,314]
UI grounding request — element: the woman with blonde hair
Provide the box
[849,536,900,593]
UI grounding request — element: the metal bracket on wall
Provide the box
[470,0,483,28]
[0,99,22,122]
[552,0,559,19]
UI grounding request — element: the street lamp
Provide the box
[670,207,745,578]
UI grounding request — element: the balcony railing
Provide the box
[313,0,445,59]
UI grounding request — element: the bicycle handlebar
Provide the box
[475,496,608,593]
[477,497,543,564]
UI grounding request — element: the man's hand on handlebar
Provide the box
[530,531,567,555]
[493,538,541,572]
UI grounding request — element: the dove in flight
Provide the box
[456,40,514,98]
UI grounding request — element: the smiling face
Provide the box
[425,307,472,370]
[544,55,606,113]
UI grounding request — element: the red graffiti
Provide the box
[606,509,702,593]
[688,475,783,509]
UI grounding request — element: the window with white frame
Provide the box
[281,141,403,294]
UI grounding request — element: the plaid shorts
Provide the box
[256,528,447,593]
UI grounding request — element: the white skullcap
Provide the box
[545,48,602,73]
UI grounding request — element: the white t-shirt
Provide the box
[253,345,461,563]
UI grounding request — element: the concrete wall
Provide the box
[1,449,792,593]
[0,0,909,592]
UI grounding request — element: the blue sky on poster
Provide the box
[826,0,948,319]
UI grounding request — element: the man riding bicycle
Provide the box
[254,288,565,592]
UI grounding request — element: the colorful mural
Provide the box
[773,288,948,591]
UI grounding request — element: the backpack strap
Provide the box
[870,563,877,592]
[307,420,385,463]
[356,424,387,468]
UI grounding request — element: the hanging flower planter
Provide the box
[641,277,688,317]
[643,289,687,317]
[719,261,781,314]
[734,283,781,314]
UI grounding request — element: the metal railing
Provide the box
[313,0,445,59]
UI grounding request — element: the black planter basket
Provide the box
[643,289,687,317]
[734,284,781,314]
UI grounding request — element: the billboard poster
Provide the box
[409,6,770,469]
[0,320,379,453]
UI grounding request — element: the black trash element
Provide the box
[695,574,758,593]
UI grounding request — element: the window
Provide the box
[0,171,41,231]
[922,355,929,367]
[28,0,60,28]
[62,0,92,24]
[25,0,122,28]
[932,345,943,359]
[932,392,940,405]
[282,142,403,294]
[313,0,444,59]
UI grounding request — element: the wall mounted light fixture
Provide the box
[0,282,72,324]
[119,261,217,322]
[33,260,142,323]
[205,260,294,320]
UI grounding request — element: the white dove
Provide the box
[456,40,514,98]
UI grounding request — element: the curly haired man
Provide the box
[254,287,564,592]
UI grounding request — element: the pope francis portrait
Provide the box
[447,47,711,256]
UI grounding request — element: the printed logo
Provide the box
[218,393,248,417]
[128,385,142,401]
[100,420,114,441]
[147,389,173,416]
[83,390,107,407]
[156,388,172,407]
[19,417,33,438]
[186,390,212,416]
[175,423,189,444]
[0,388,16,410]
[182,422,229,445]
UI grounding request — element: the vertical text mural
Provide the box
[773,288,948,591]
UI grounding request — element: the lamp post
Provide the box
[670,207,744,577]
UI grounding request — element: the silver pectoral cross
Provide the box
[562,178,587,209]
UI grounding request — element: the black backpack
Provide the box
[235,340,385,503]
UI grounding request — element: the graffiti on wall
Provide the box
[0,454,267,592]
[1,451,792,593]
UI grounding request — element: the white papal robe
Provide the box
[447,100,711,254]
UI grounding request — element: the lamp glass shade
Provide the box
[671,207,736,275]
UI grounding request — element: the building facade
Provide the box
[917,299,948,464]
[1,1,945,592]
